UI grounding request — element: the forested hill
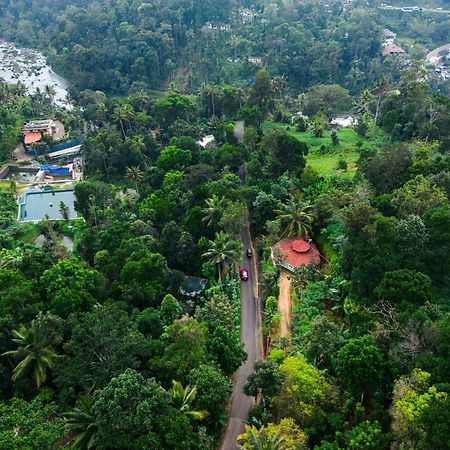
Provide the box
[0,0,386,94]
[0,0,235,93]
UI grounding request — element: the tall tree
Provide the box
[202,231,243,281]
[275,192,315,238]
[3,313,62,387]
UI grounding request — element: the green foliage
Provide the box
[54,305,150,394]
[244,360,284,399]
[336,335,383,398]
[274,355,335,425]
[41,257,103,317]
[375,269,433,309]
[2,313,62,387]
[93,369,198,449]
[0,391,64,449]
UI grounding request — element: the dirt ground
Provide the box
[278,271,293,338]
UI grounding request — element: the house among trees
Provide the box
[271,238,321,272]
[203,22,231,32]
[22,119,56,145]
[248,56,263,64]
[383,29,397,45]
[330,116,357,128]
[197,135,215,148]
[382,44,406,57]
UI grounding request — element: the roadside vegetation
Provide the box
[0,0,449,449]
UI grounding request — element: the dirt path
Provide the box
[278,271,293,338]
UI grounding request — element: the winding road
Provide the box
[219,226,262,450]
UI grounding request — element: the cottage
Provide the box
[382,44,406,56]
[271,238,321,272]
[248,56,262,64]
[330,116,357,128]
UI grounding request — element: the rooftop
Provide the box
[22,119,55,131]
[272,238,321,271]
[24,131,42,144]
[382,44,406,56]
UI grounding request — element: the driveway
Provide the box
[219,226,262,450]
[278,271,293,338]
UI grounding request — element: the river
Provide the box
[0,40,71,109]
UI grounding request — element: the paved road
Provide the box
[219,226,262,450]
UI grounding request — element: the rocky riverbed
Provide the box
[0,40,71,108]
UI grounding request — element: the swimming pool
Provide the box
[18,188,77,222]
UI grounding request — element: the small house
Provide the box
[382,44,406,56]
[248,56,263,64]
[271,238,321,272]
[330,116,357,128]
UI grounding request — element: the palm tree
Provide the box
[44,84,57,101]
[64,396,98,449]
[230,34,240,60]
[238,424,285,450]
[202,194,226,228]
[125,166,143,194]
[373,76,388,124]
[200,83,221,117]
[2,314,61,387]
[129,135,147,167]
[275,191,315,239]
[202,231,243,282]
[271,75,288,100]
[296,92,308,112]
[170,380,209,421]
[113,104,135,138]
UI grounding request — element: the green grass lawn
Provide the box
[263,121,384,178]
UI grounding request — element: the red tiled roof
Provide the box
[272,238,321,268]
[382,44,406,56]
[24,131,42,144]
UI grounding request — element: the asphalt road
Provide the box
[219,227,261,450]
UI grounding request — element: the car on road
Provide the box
[240,268,249,281]
[246,248,252,258]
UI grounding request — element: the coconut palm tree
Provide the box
[125,166,144,194]
[202,231,243,282]
[230,34,240,60]
[238,424,285,450]
[271,75,288,100]
[170,380,209,420]
[113,104,135,138]
[44,84,57,102]
[129,135,147,167]
[275,191,315,239]
[2,313,61,387]
[373,76,389,124]
[202,194,226,228]
[64,396,98,449]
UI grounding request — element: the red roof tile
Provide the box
[24,131,42,144]
[382,44,406,56]
[272,238,321,269]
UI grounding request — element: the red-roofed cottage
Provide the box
[382,44,406,56]
[271,238,321,272]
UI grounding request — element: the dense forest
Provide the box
[1,0,448,94]
[0,0,450,449]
